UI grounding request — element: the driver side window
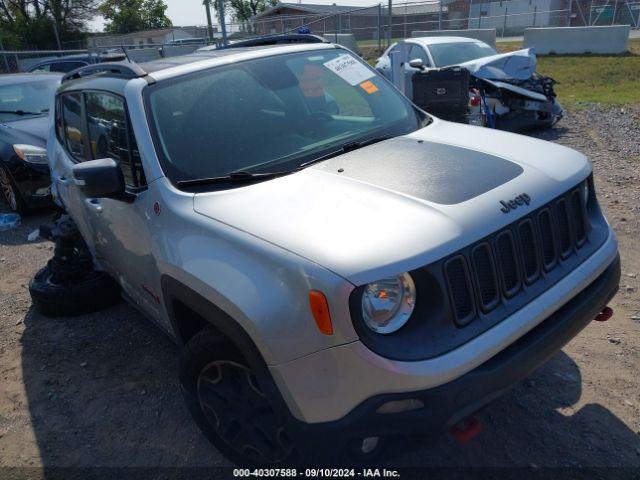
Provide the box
[409,45,430,67]
[58,91,146,191]
[85,92,146,190]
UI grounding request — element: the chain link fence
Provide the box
[233,0,640,41]
[2,0,638,73]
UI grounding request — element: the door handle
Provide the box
[85,198,103,213]
[57,176,70,185]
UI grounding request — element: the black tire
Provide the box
[180,328,297,467]
[0,164,27,214]
[29,265,121,317]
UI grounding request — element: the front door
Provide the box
[50,92,98,252]
[404,44,432,100]
[55,89,164,323]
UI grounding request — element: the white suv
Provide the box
[36,37,620,465]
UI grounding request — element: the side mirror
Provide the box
[408,58,425,70]
[72,158,125,199]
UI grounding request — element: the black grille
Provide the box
[571,190,587,247]
[445,256,476,326]
[471,243,499,311]
[443,186,591,327]
[495,231,521,297]
[538,208,558,271]
[517,219,540,284]
[555,199,572,258]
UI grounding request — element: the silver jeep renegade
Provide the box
[44,38,620,465]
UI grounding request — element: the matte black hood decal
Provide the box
[312,137,523,205]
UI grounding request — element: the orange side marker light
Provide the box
[309,290,333,335]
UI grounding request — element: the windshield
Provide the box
[145,49,427,184]
[428,42,497,67]
[0,79,58,122]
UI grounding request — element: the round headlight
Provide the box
[361,272,416,334]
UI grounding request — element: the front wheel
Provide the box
[0,165,27,214]
[180,328,296,466]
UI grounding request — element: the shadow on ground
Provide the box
[18,301,640,473]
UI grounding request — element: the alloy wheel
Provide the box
[0,167,17,211]
[197,360,293,464]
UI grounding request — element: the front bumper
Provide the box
[285,253,619,451]
[8,161,52,208]
[271,226,619,425]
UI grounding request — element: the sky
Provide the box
[89,0,381,31]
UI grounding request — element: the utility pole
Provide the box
[218,0,228,45]
[387,0,392,47]
[377,3,382,53]
[438,0,443,30]
[204,0,214,42]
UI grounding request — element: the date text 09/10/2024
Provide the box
[232,468,401,477]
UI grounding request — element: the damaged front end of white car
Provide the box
[460,48,563,131]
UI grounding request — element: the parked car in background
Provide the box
[26,52,126,74]
[0,73,61,213]
[376,37,563,131]
[167,38,205,46]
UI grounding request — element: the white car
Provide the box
[376,37,563,131]
[375,36,498,79]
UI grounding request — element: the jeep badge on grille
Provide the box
[500,194,531,213]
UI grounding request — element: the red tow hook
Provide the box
[595,306,614,322]
[450,416,482,444]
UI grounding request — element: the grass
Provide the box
[361,38,640,105]
[498,38,640,105]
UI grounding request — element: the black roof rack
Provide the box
[61,62,153,84]
[218,34,329,50]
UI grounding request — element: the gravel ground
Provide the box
[0,105,639,475]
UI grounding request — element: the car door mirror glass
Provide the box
[72,158,125,199]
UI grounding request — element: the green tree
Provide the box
[0,0,96,49]
[100,0,172,34]
[213,0,277,24]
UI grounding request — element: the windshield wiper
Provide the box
[176,170,288,188]
[298,134,397,169]
[0,109,48,116]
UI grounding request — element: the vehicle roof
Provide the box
[57,42,339,94]
[408,36,485,46]
[139,42,334,75]
[0,72,63,85]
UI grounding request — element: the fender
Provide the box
[160,274,301,431]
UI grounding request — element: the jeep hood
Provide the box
[193,120,591,285]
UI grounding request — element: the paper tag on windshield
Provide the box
[323,54,375,86]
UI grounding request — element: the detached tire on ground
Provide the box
[29,265,121,317]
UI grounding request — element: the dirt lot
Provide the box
[1,105,639,475]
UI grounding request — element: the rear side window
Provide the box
[85,92,146,189]
[61,93,86,159]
